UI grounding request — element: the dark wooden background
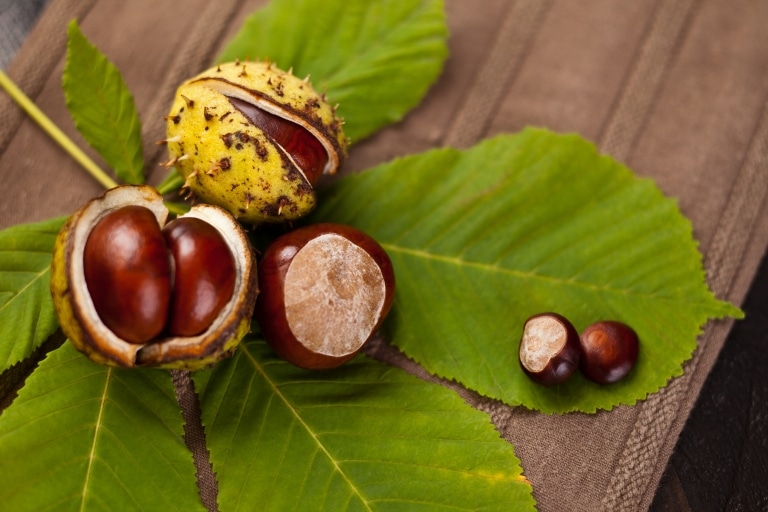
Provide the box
[650,251,768,511]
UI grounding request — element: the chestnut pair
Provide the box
[519,313,639,386]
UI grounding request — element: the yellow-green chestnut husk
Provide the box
[165,60,348,224]
[50,185,258,369]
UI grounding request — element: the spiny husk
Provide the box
[50,185,258,369]
[166,60,348,224]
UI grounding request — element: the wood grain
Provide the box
[652,250,768,511]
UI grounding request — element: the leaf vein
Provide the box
[384,243,715,304]
[79,368,112,512]
[242,344,373,511]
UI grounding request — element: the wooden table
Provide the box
[651,251,768,511]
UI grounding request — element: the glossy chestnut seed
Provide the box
[163,217,236,337]
[83,205,172,344]
[228,97,328,185]
[579,321,639,384]
[519,312,580,386]
[256,223,395,369]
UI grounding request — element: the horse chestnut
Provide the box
[50,185,257,369]
[83,205,172,344]
[162,217,236,337]
[255,223,395,369]
[579,321,639,384]
[165,60,349,224]
[518,312,580,386]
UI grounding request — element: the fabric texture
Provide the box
[0,0,51,69]
[2,0,767,510]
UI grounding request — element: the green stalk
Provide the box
[164,200,191,216]
[0,69,118,189]
[156,168,185,195]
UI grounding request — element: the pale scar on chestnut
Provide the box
[283,234,386,355]
[519,312,580,387]
[255,223,395,370]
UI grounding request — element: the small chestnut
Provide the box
[579,321,639,384]
[519,312,580,386]
[256,223,395,369]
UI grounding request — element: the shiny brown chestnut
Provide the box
[84,205,171,344]
[163,217,236,337]
[50,185,257,369]
[256,223,395,370]
[519,312,580,386]
[228,97,328,185]
[83,207,236,342]
[579,321,639,384]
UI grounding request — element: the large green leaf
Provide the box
[217,0,448,143]
[63,20,144,185]
[195,338,535,511]
[0,342,205,511]
[310,128,742,413]
[0,216,65,372]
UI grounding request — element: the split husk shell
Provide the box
[50,185,258,369]
[166,60,348,224]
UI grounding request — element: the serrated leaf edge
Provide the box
[63,20,144,185]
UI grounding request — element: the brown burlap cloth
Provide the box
[2,0,767,510]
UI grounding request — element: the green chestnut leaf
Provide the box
[63,20,144,186]
[194,338,535,511]
[0,216,65,373]
[217,0,448,144]
[0,343,205,511]
[311,128,743,414]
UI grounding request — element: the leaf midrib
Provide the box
[242,346,372,511]
[0,266,50,306]
[79,368,111,512]
[383,243,709,304]
[65,23,142,183]
[75,56,140,181]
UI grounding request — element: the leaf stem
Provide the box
[0,69,118,190]
[164,201,191,216]
[156,168,185,195]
